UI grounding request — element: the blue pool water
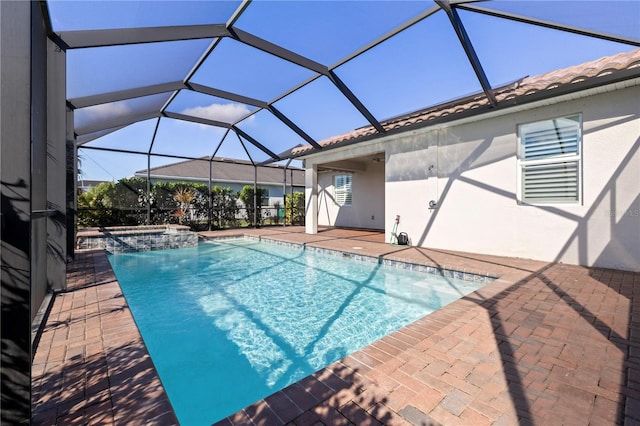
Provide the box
[108,239,485,425]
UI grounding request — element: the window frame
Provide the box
[333,174,353,206]
[516,113,583,206]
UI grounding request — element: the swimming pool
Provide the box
[108,239,486,425]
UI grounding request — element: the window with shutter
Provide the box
[334,175,352,206]
[517,115,582,204]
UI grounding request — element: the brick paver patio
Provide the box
[32,227,640,425]
[31,251,177,425]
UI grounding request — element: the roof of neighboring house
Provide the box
[135,157,305,187]
[293,48,640,156]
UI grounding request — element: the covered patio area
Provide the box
[32,227,640,425]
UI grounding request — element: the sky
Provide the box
[46,0,640,182]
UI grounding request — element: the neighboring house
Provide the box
[135,157,305,207]
[297,49,640,272]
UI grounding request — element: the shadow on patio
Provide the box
[31,232,640,425]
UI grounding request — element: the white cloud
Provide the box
[181,103,253,124]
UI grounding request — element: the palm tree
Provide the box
[172,187,196,225]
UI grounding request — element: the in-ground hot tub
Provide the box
[76,225,198,253]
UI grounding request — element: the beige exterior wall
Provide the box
[303,81,640,271]
[317,161,385,229]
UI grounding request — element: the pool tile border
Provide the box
[206,235,497,285]
[77,226,198,253]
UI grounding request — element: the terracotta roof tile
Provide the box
[292,48,640,156]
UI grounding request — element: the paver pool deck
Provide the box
[32,227,640,425]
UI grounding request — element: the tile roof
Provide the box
[135,157,305,186]
[292,48,640,156]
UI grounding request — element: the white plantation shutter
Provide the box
[518,115,581,204]
[522,161,579,202]
[522,124,579,160]
[334,175,352,206]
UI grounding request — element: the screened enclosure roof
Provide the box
[44,0,640,172]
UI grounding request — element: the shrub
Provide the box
[77,178,147,227]
[211,185,238,229]
[238,185,268,226]
[285,192,305,225]
[78,179,307,230]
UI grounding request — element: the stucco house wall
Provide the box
[304,82,640,271]
[388,84,639,271]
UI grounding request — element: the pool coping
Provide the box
[205,234,498,285]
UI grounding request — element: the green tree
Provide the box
[110,177,148,225]
[77,178,147,227]
[238,185,268,226]
[189,184,210,230]
[285,192,305,225]
[77,182,114,227]
[211,185,238,229]
[151,181,176,224]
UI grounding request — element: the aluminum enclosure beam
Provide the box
[187,82,268,108]
[55,0,640,169]
[277,70,640,163]
[227,0,251,29]
[70,83,319,154]
[236,132,255,165]
[146,118,162,224]
[58,24,230,49]
[211,128,232,159]
[331,4,442,69]
[75,111,160,136]
[233,126,280,160]
[56,8,382,153]
[69,81,267,121]
[183,38,221,84]
[437,0,497,106]
[163,111,231,129]
[79,145,210,162]
[69,81,184,109]
[147,117,162,155]
[228,27,328,75]
[267,105,322,149]
[327,71,385,133]
[458,3,640,48]
[76,126,126,146]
